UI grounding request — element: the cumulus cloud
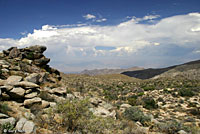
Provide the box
[96,18,107,22]
[83,14,96,20]
[0,13,200,72]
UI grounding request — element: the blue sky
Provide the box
[0,0,200,72]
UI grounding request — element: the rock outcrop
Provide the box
[0,45,64,133]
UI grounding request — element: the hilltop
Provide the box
[80,67,144,75]
[122,60,200,80]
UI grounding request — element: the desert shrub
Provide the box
[142,97,158,109]
[142,85,155,91]
[1,122,15,133]
[157,120,187,134]
[35,98,117,134]
[0,102,12,114]
[178,88,194,97]
[123,106,151,125]
[127,98,137,106]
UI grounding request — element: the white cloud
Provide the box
[83,14,96,20]
[96,18,107,22]
[0,12,200,72]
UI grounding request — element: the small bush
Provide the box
[178,88,194,97]
[142,97,158,109]
[157,120,186,134]
[35,98,118,134]
[0,102,12,114]
[123,106,151,125]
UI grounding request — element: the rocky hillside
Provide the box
[0,45,200,134]
[121,60,200,80]
[80,67,144,75]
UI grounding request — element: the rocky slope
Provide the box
[0,45,200,134]
[121,60,200,80]
[80,67,144,75]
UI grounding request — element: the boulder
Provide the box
[0,113,9,118]
[22,120,36,134]
[178,130,188,134]
[15,81,39,88]
[8,47,20,58]
[25,73,40,84]
[25,92,38,99]
[34,57,50,66]
[0,60,10,66]
[24,97,42,108]
[0,117,16,126]
[90,97,102,107]
[25,45,47,53]
[0,85,13,92]
[49,87,66,96]
[41,100,50,109]
[93,106,115,118]
[9,87,25,98]
[6,75,22,85]
[16,117,27,131]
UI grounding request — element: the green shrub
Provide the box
[35,98,117,134]
[157,120,186,134]
[0,102,12,114]
[123,106,151,125]
[142,97,158,109]
[178,88,194,97]
[128,98,137,106]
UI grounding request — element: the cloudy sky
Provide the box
[0,0,200,72]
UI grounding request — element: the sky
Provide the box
[0,0,200,72]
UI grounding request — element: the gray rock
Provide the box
[178,130,188,134]
[93,106,114,118]
[25,73,40,84]
[25,92,38,99]
[8,47,20,58]
[0,85,13,92]
[49,87,66,95]
[14,81,39,88]
[9,87,25,98]
[34,57,50,66]
[6,76,22,85]
[24,112,35,120]
[0,89,1,96]
[0,117,16,126]
[66,94,75,99]
[25,45,47,53]
[0,60,10,66]
[24,97,42,108]
[16,117,27,131]
[0,79,5,86]
[41,100,50,108]
[22,120,36,134]
[90,97,102,106]
[49,102,56,107]
[39,72,49,83]
[1,68,9,73]
[0,113,9,119]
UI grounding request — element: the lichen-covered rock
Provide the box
[15,81,39,88]
[8,47,20,58]
[25,92,38,99]
[22,120,36,134]
[9,87,25,98]
[16,117,27,131]
[5,75,22,85]
[0,117,16,126]
[24,97,42,108]
[25,73,40,84]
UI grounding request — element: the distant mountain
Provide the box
[121,59,200,80]
[80,67,144,75]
